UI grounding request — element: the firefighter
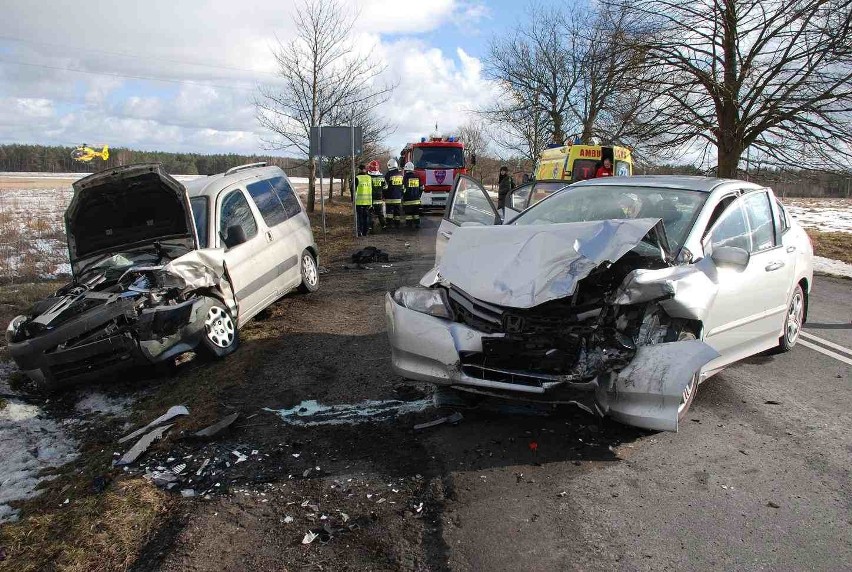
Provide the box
[368,160,387,231]
[384,158,404,229]
[402,161,423,229]
[353,163,373,236]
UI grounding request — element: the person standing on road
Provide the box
[497,165,514,210]
[353,163,373,237]
[384,158,404,229]
[368,160,387,232]
[402,161,423,229]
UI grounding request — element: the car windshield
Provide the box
[190,196,209,248]
[512,184,708,251]
[77,250,163,278]
[412,146,464,169]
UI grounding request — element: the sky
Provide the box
[0,0,561,157]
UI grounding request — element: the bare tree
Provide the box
[622,0,852,176]
[457,118,489,173]
[255,0,395,212]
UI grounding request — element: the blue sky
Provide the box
[0,0,567,157]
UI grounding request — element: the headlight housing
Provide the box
[392,286,453,319]
[6,315,28,344]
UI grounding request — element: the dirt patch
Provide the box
[806,229,852,264]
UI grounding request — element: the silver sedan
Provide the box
[385,175,814,431]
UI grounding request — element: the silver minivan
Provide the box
[6,162,318,388]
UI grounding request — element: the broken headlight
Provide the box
[6,315,27,343]
[392,287,453,319]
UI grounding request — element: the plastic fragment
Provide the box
[413,411,463,430]
[119,406,188,444]
[193,412,240,438]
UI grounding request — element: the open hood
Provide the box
[428,218,670,309]
[66,164,197,276]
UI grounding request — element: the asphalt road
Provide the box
[152,215,851,571]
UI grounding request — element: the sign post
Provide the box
[309,125,363,238]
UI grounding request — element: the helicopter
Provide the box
[71,143,109,162]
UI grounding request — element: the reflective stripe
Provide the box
[385,198,402,204]
[402,200,421,206]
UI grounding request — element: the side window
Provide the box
[775,200,790,234]
[219,189,258,247]
[509,184,532,211]
[709,201,751,252]
[572,159,598,182]
[246,179,288,227]
[743,191,776,252]
[269,176,302,218]
[449,177,497,226]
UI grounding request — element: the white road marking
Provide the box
[798,340,852,366]
[801,331,852,357]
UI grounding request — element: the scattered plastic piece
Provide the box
[283,515,294,524]
[172,463,187,475]
[232,450,247,464]
[413,411,463,431]
[181,489,196,498]
[196,458,211,476]
[115,424,174,466]
[119,406,188,444]
[193,412,240,438]
[302,531,319,545]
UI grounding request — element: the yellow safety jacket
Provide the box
[355,174,373,206]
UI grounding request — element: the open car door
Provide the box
[502,180,571,223]
[436,175,500,262]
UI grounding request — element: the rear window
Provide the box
[190,196,208,248]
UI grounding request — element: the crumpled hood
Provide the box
[66,164,197,276]
[427,219,668,309]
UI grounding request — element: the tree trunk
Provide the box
[716,139,742,178]
[307,157,316,212]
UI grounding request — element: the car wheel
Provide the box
[777,283,804,352]
[676,331,699,422]
[198,301,239,359]
[298,250,320,293]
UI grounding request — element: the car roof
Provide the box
[183,165,286,199]
[568,175,758,193]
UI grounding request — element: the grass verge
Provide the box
[806,230,852,265]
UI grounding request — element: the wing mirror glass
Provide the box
[711,245,750,269]
[222,224,248,249]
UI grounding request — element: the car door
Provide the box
[245,177,299,294]
[436,175,500,262]
[217,187,278,326]
[269,174,312,291]
[700,190,791,367]
[502,181,534,222]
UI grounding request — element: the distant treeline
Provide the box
[0,144,310,177]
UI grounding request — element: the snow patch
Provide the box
[0,362,79,523]
[813,256,852,279]
[75,391,133,417]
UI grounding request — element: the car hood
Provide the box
[66,164,197,276]
[426,218,670,309]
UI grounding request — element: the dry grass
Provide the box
[309,200,359,264]
[0,281,62,346]
[806,229,852,265]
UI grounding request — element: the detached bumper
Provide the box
[9,298,209,388]
[385,293,719,431]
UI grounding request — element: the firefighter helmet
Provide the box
[368,160,380,173]
[387,158,399,170]
[404,161,414,171]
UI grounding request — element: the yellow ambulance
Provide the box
[534,144,633,182]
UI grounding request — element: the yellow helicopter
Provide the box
[71,143,109,162]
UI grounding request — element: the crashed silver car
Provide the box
[386,175,814,431]
[6,163,319,388]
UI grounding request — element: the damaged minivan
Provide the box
[386,175,813,431]
[6,163,319,389]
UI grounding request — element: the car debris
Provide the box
[351,246,390,264]
[116,423,174,466]
[119,405,188,444]
[193,412,240,438]
[413,411,463,430]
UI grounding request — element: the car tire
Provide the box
[676,331,700,423]
[198,300,239,359]
[298,249,320,293]
[776,283,805,353]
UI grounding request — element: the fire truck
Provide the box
[400,135,466,212]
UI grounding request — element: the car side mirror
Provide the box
[711,245,750,269]
[223,225,248,249]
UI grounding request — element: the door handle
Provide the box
[765,261,785,272]
[440,230,453,239]
[786,246,796,253]
[266,231,274,243]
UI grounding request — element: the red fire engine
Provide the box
[400,135,466,211]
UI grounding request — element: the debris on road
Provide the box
[413,411,463,430]
[302,530,319,545]
[194,412,240,438]
[116,424,174,466]
[265,397,433,427]
[351,246,390,264]
[119,405,188,444]
[767,501,781,508]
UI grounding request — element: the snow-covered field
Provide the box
[784,198,852,233]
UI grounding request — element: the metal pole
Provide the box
[318,126,326,235]
[351,119,358,238]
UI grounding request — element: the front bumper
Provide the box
[421,192,448,209]
[8,298,209,388]
[385,293,719,431]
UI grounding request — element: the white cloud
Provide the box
[0,0,497,156]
